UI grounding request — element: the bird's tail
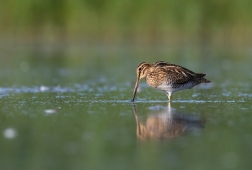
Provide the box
[195,73,211,83]
[200,78,211,83]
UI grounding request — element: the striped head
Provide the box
[136,62,151,79]
[132,62,151,102]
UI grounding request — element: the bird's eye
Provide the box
[138,67,142,71]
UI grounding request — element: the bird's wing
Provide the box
[154,62,199,84]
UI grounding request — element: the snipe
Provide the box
[131,61,210,102]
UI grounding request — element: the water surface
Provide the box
[0,46,252,170]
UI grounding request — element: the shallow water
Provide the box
[1,46,252,170]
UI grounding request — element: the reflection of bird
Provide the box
[133,104,205,140]
[131,61,210,102]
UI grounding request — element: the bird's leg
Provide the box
[167,92,172,102]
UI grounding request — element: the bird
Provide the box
[131,61,210,102]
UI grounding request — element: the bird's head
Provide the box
[132,62,151,102]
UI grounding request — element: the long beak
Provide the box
[131,75,140,102]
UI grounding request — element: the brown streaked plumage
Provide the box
[132,61,210,102]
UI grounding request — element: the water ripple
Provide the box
[0,86,250,104]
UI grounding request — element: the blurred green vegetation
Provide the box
[1,0,252,45]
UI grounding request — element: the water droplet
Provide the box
[3,128,17,139]
[44,109,57,115]
[40,85,50,92]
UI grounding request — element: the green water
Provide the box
[0,46,252,170]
